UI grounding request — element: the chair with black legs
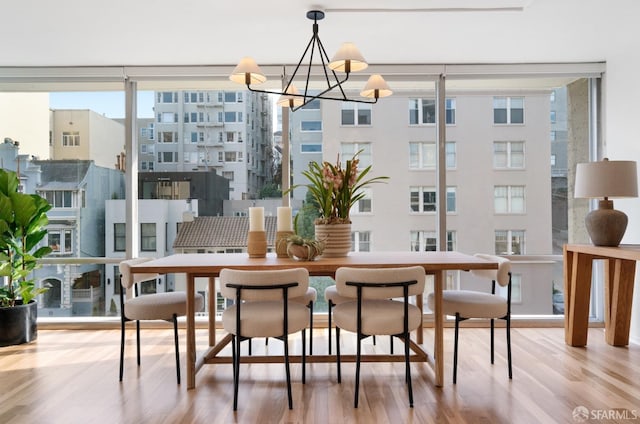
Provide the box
[219,267,310,411]
[118,258,204,384]
[333,266,426,408]
[427,253,513,384]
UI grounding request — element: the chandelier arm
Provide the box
[315,36,350,101]
[283,33,317,94]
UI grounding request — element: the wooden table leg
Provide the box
[416,294,424,345]
[434,270,444,387]
[564,248,594,347]
[186,274,196,389]
[605,258,636,346]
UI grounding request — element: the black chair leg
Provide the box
[405,334,414,407]
[453,314,460,384]
[507,316,513,379]
[336,326,341,383]
[172,314,181,385]
[119,318,125,381]
[233,335,241,411]
[389,335,393,354]
[248,338,252,356]
[135,320,141,366]
[354,332,362,408]
[490,318,495,364]
[302,329,306,384]
[284,333,293,410]
[308,301,313,356]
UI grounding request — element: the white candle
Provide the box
[249,207,264,232]
[277,207,293,232]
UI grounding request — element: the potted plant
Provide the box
[292,149,388,257]
[0,169,52,346]
[286,234,325,261]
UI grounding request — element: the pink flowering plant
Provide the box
[299,150,389,224]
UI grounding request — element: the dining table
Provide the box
[128,251,498,389]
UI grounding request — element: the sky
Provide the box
[49,91,155,119]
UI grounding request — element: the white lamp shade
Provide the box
[574,159,638,198]
[360,74,392,99]
[276,84,304,108]
[229,57,267,85]
[329,42,368,73]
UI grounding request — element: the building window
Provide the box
[498,274,523,303]
[62,131,80,147]
[410,187,456,213]
[300,144,322,153]
[351,231,371,252]
[352,188,372,214]
[494,186,525,213]
[408,98,456,125]
[495,230,525,255]
[157,92,177,103]
[224,92,239,103]
[409,141,456,169]
[550,110,557,123]
[161,112,177,123]
[159,131,177,143]
[493,96,524,124]
[157,152,177,163]
[340,142,371,167]
[114,223,125,252]
[189,132,204,143]
[445,98,456,124]
[41,190,73,208]
[301,121,322,132]
[48,229,73,254]
[219,111,243,123]
[446,187,457,213]
[141,223,156,252]
[222,171,234,181]
[551,154,556,166]
[550,131,556,141]
[300,98,320,110]
[341,103,372,126]
[493,141,525,169]
[410,231,456,251]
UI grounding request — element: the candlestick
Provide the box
[277,207,293,232]
[248,207,264,232]
[247,231,267,258]
[276,230,294,258]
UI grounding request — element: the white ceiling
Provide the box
[0,0,635,92]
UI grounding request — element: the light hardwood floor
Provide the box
[0,327,639,424]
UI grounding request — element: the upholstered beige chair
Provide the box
[219,267,310,411]
[118,258,204,384]
[333,266,426,408]
[427,253,512,383]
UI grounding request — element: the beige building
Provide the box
[49,109,124,169]
[0,93,49,159]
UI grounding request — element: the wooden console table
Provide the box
[563,244,640,347]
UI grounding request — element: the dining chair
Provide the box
[118,258,204,384]
[333,266,426,408]
[219,267,310,411]
[427,253,512,383]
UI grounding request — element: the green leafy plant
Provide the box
[0,169,52,308]
[293,149,389,224]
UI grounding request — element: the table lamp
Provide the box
[574,158,638,246]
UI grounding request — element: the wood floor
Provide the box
[0,327,639,424]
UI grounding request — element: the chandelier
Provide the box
[229,10,392,112]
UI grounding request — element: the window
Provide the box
[189,132,204,143]
[352,188,372,214]
[410,187,456,213]
[300,98,320,110]
[141,161,154,171]
[157,92,177,103]
[410,231,456,251]
[551,154,556,166]
[409,142,456,169]
[300,144,322,153]
[160,131,177,143]
[409,98,456,125]
[224,92,239,102]
[550,131,556,141]
[62,131,80,146]
[225,132,235,142]
[48,229,73,254]
[161,112,177,123]
[351,231,370,252]
[158,151,177,163]
[219,111,243,123]
[550,110,556,123]
[446,187,457,213]
[340,143,371,167]
[493,96,524,124]
[41,190,73,208]
[341,103,371,126]
[301,121,322,131]
[493,141,525,169]
[498,274,523,303]
[494,186,525,213]
[495,230,525,255]
[114,223,125,252]
[141,223,156,252]
[222,171,234,181]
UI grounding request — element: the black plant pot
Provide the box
[0,301,38,347]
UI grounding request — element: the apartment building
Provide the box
[49,109,125,169]
[151,90,274,200]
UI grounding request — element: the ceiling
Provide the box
[0,0,628,91]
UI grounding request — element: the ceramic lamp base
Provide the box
[585,200,628,247]
[247,231,267,257]
[276,231,294,258]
